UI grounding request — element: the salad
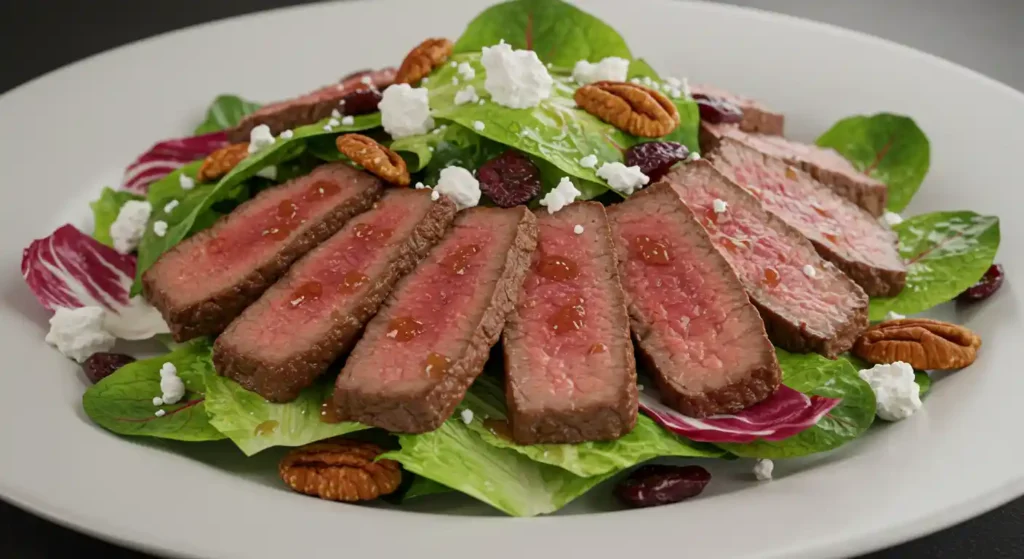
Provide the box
[21,0,1001,516]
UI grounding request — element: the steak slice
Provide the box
[607,184,781,417]
[503,203,637,444]
[143,163,383,342]
[227,68,396,142]
[701,123,888,217]
[709,137,906,296]
[662,161,869,357]
[213,190,457,402]
[690,83,784,136]
[331,206,538,433]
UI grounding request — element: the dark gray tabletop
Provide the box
[1,1,1022,557]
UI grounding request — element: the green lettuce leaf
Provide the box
[400,476,453,501]
[194,94,262,135]
[82,339,225,442]
[204,375,366,456]
[869,211,999,320]
[717,349,876,458]
[916,372,932,396]
[815,113,930,212]
[89,187,143,247]
[454,0,632,67]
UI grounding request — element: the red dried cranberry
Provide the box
[958,264,1004,302]
[340,88,384,116]
[615,464,711,508]
[477,150,542,208]
[691,93,743,125]
[82,352,136,384]
[625,141,691,181]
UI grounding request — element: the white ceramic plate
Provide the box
[2,0,1022,557]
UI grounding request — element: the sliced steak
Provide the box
[331,206,538,433]
[503,203,637,444]
[227,68,396,142]
[708,137,906,296]
[701,123,887,217]
[213,190,457,402]
[607,184,780,417]
[690,83,784,136]
[143,163,383,341]
[662,161,868,357]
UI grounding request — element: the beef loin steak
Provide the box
[144,163,383,342]
[701,123,888,217]
[690,83,784,136]
[503,203,637,444]
[330,205,538,433]
[708,137,906,296]
[213,189,457,402]
[607,184,781,417]
[662,161,869,358]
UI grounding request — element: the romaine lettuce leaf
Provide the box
[89,187,144,247]
[194,94,262,135]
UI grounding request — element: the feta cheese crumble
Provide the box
[247,124,275,154]
[341,115,355,126]
[802,264,817,278]
[331,108,341,119]
[45,306,116,362]
[256,165,278,180]
[460,409,474,424]
[578,154,598,169]
[457,61,476,80]
[454,85,479,105]
[110,200,153,254]
[596,162,649,195]
[572,56,630,84]
[753,459,774,481]
[858,361,922,421]
[451,77,460,86]
[430,190,440,201]
[538,177,581,214]
[159,362,186,405]
[163,200,179,214]
[179,174,195,190]
[688,152,702,161]
[882,211,904,227]
[279,129,294,140]
[152,220,168,238]
[155,409,166,417]
[480,42,553,109]
[884,311,906,321]
[435,166,480,210]
[574,224,584,235]
[152,397,164,406]
[326,118,340,128]
[415,182,426,189]
[473,120,486,131]
[712,198,728,214]
[379,84,434,139]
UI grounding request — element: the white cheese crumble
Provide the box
[326,118,340,128]
[596,162,649,195]
[574,224,584,235]
[538,177,581,214]
[473,120,486,131]
[450,60,458,68]
[802,264,817,278]
[179,174,195,190]
[159,362,186,405]
[578,154,598,169]
[155,409,166,417]
[379,84,435,139]
[415,182,426,189]
[480,42,552,109]
[572,56,630,84]
[460,409,474,424]
[457,62,476,80]
[430,190,440,201]
[163,200,179,214]
[884,311,906,321]
[152,220,168,238]
[882,211,904,227]
[45,306,116,362]
[341,115,355,126]
[753,459,774,481]
[331,108,341,119]
[712,198,728,214]
[152,396,164,406]
[247,124,276,154]
[256,165,278,180]
[420,77,429,85]
[454,85,480,105]
[858,361,922,421]
[279,129,294,140]
[688,152,702,161]
[110,200,153,254]
[452,77,460,86]
[435,166,480,210]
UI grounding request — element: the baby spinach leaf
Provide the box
[193,94,262,135]
[82,339,225,442]
[869,211,1000,320]
[454,0,632,67]
[816,113,930,212]
[717,349,876,459]
[89,187,143,247]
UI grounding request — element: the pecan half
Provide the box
[574,81,679,138]
[853,318,982,370]
[336,134,410,186]
[197,142,249,183]
[279,438,402,502]
[395,38,453,85]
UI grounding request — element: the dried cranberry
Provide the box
[615,464,711,508]
[477,150,542,208]
[340,88,384,116]
[82,352,136,384]
[958,264,1005,302]
[625,141,691,181]
[691,93,743,125]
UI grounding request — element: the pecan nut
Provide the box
[395,38,453,85]
[853,318,982,370]
[197,142,249,183]
[279,438,402,502]
[574,81,679,138]
[336,134,410,186]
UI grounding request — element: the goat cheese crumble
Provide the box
[454,85,480,105]
[572,56,630,84]
[279,129,294,140]
[858,361,922,421]
[688,152,702,161]
[178,174,195,190]
[152,397,164,406]
[341,115,355,126]
[110,200,153,254]
[460,409,474,424]
[155,409,166,417]
[596,162,649,195]
[247,124,275,154]
[882,211,904,227]
[802,264,817,278]
[538,177,581,214]
[435,166,480,210]
[152,220,168,238]
[330,108,341,119]
[159,362,186,405]
[481,42,552,109]
[379,84,434,139]
[578,154,598,169]
[163,200,179,214]
[457,61,476,80]
[45,306,116,363]
[473,120,486,131]
[574,224,584,235]
[712,198,728,214]
[753,459,774,481]
[430,190,440,201]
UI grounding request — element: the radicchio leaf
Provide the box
[122,130,229,193]
[22,225,168,340]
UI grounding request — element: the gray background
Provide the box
[1,0,1021,557]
